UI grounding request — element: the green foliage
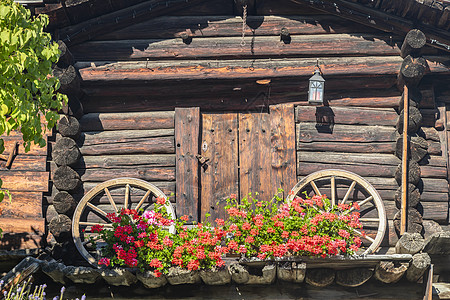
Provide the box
[0,0,67,202]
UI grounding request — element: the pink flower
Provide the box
[98,257,110,266]
[143,210,157,225]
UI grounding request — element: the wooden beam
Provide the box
[289,0,450,52]
[77,57,449,82]
[71,34,401,61]
[94,15,381,40]
[175,107,200,223]
[55,0,208,46]
[401,85,409,235]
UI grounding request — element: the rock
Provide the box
[137,270,168,288]
[41,261,67,284]
[335,268,373,287]
[229,263,249,284]
[199,267,231,285]
[305,268,335,287]
[166,267,201,285]
[395,232,425,254]
[406,253,431,282]
[64,266,101,284]
[101,268,137,286]
[277,262,306,283]
[246,263,276,285]
[1,257,42,288]
[374,261,408,283]
[423,231,450,255]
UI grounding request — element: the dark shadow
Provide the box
[315,106,335,133]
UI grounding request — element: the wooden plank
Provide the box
[168,0,233,16]
[78,137,175,155]
[71,34,401,61]
[239,113,272,202]
[76,167,175,182]
[79,111,174,131]
[73,154,176,169]
[296,123,397,143]
[0,171,48,192]
[319,96,400,108]
[94,15,381,40]
[298,151,400,166]
[296,106,398,126]
[0,155,46,171]
[297,161,397,178]
[77,129,174,146]
[0,218,45,250]
[175,107,200,223]
[298,141,395,153]
[0,192,42,219]
[420,165,448,179]
[200,113,239,223]
[270,104,297,198]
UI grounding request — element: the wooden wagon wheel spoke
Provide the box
[330,176,336,206]
[135,189,152,212]
[287,169,386,255]
[341,180,357,204]
[104,187,118,213]
[72,177,176,267]
[310,180,322,196]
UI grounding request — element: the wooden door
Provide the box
[176,104,296,223]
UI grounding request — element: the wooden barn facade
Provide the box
[1,0,450,258]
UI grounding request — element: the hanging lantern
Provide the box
[308,64,325,105]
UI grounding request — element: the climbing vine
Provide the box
[0,0,67,205]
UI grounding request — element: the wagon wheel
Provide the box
[72,178,176,267]
[286,169,386,255]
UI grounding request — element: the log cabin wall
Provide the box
[65,0,450,247]
[2,0,449,250]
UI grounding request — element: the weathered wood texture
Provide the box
[79,112,174,131]
[200,113,239,223]
[175,107,200,223]
[94,15,382,40]
[71,34,400,61]
[0,218,45,250]
[270,104,297,198]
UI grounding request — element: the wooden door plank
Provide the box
[0,192,43,219]
[239,113,271,202]
[270,103,297,198]
[175,107,200,223]
[0,171,49,192]
[200,113,239,223]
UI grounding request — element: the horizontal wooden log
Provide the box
[73,154,175,169]
[0,192,42,219]
[0,171,48,192]
[298,161,396,178]
[395,161,421,185]
[78,57,428,82]
[427,140,442,155]
[56,40,74,68]
[420,165,448,179]
[420,127,440,142]
[57,115,80,139]
[401,29,427,58]
[396,107,423,134]
[52,137,80,167]
[76,167,175,182]
[79,111,175,131]
[78,136,175,155]
[77,129,174,146]
[418,155,446,167]
[0,155,46,171]
[321,96,400,108]
[298,141,395,153]
[49,214,72,240]
[54,0,206,44]
[297,176,448,194]
[295,106,398,126]
[395,135,428,162]
[53,166,81,192]
[72,34,401,61]
[374,261,408,283]
[397,55,428,87]
[297,123,397,143]
[81,181,176,199]
[53,65,81,96]
[95,15,382,40]
[297,151,400,166]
